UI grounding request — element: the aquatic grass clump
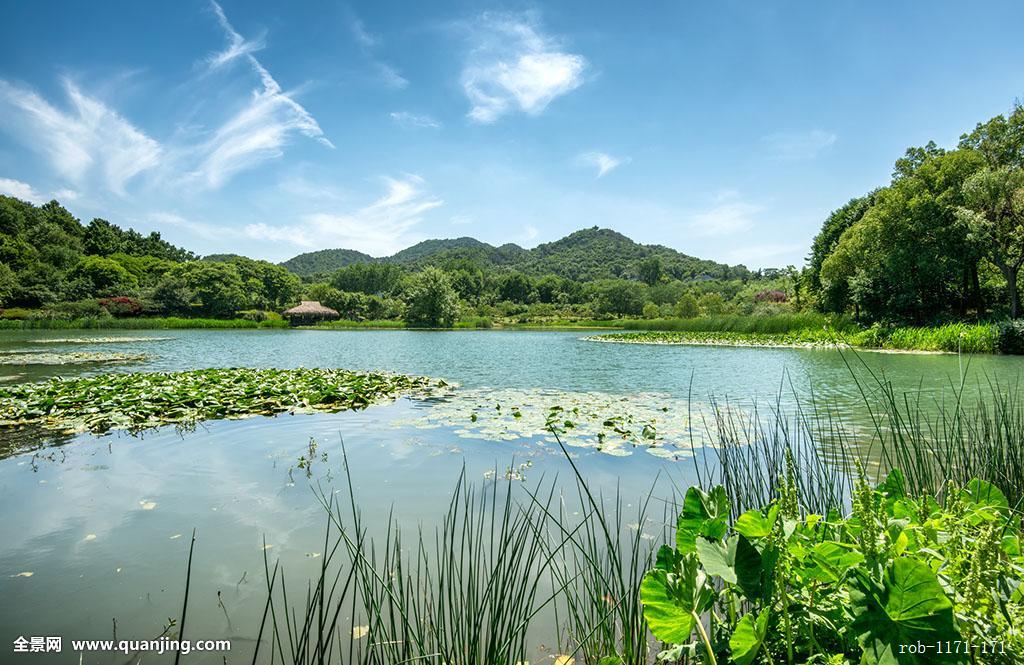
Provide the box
[621,313,857,335]
[0,367,451,434]
[585,329,847,350]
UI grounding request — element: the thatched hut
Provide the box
[283,301,340,325]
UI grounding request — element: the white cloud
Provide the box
[206,1,265,69]
[761,130,837,160]
[193,2,334,189]
[576,151,628,178]
[350,16,408,89]
[461,13,587,123]
[689,194,764,237]
[244,174,442,255]
[723,243,803,267]
[390,111,441,129]
[0,79,161,195]
[53,188,79,201]
[523,224,539,241]
[376,63,409,90]
[349,18,378,49]
[150,211,237,240]
[0,178,45,203]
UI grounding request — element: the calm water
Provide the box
[1,329,1021,662]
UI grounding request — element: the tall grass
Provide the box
[850,322,998,353]
[622,312,858,335]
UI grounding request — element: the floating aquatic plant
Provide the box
[394,386,726,458]
[28,336,173,344]
[0,351,151,365]
[0,367,451,434]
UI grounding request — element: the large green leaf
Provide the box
[850,558,965,664]
[729,609,769,665]
[676,486,730,553]
[640,554,711,644]
[734,509,772,539]
[807,541,865,583]
[960,478,1009,518]
[696,536,737,584]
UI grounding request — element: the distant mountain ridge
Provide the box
[280,227,747,281]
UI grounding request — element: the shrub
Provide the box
[98,296,142,318]
[0,307,35,320]
[996,319,1024,354]
[754,289,788,302]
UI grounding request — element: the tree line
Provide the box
[805,102,1023,324]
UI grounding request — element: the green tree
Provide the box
[956,167,1024,317]
[638,255,663,286]
[590,279,645,317]
[498,272,534,303]
[0,262,14,307]
[165,262,247,317]
[642,301,660,319]
[403,267,459,328]
[698,292,726,316]
[67,256,138,296]
[674,293,699,318]
[331,263,405,296]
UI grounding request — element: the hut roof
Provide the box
[283,301,340,317]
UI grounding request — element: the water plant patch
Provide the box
[0,367,452,434]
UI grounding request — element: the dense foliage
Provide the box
[641,473,1023,664]
[808,103,1024,325]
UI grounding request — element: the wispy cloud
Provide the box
[350,16,408,89]
[0,79,161,195]
[761,129,837,160]
[688,192,763,237]
[723,243,803,267]
[0,178,45,204]
[523,224,539,241]
[390,111,441,129]
[575,151,628,178]
[461,12,587,123]
[205,1,265,69]
[244,174,442,255]
[194,1,334,188]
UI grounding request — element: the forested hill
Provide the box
[279,248,375,276]
[282,227,748,281]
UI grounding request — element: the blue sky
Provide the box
[1,1,1023,267]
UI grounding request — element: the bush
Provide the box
[754,289,787,302]
[98,296,142,318]
[0,307,35,320]
[996,319,1024,354]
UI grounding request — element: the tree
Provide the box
[590,279,645,317]
[164,262,247,317]
[67,256,137,296]
[331,263,405,296]
[956,167,1024,317]
[957,103,1024,317]
[698,292,726,316]
[642,301,660,319]
[818,148,983,323]
[83,218,124,256]
[498,272,534,303]
[403,267,459,328]
[638,255,663,286]
[0,262,14,307]
[674,293,699,318]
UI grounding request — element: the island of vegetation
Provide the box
[0,367,449,434]
[0,104,1022,353]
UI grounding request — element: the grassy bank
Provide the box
[0,316,289,330]
[589,321,1005,353]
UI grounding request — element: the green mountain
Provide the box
[280,248,375,276]
[280,227,747,281]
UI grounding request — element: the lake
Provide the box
[1,329,1021,662]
